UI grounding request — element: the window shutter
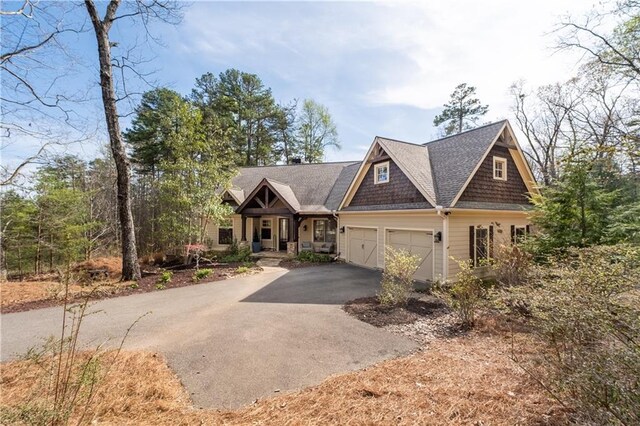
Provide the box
[469,226,475,264]
[489,225,494,258]
[510,225,515,244]
[526,224,531,235]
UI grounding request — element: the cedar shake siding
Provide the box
[458,145,530,205]
[349,159,429,207]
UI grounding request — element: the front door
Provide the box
[279,218,289,251]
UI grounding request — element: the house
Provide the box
[206,120,538,281]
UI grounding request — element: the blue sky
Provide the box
[3,0,596,168]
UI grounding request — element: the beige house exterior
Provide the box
[206,120,538,282]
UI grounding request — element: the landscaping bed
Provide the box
[1,262,261,314]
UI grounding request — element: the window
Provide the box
[512,225,528,244]
[470,225,493,267]
[493,156,507,180]
[313,219,337,243]
[374,162,389,184]
[218,219,233,245]
[260,219,272,240]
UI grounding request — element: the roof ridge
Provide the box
[422,119,507,146]
[375,135,425,147]
[239,160,359,170]
[264,178,291,187]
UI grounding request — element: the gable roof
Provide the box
[375,137,437,206]
[339,119,537,210]
[230,161,359,214]
[425,120,508,206]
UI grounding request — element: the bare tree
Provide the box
[84,0,181,280]
[557,1,639,81]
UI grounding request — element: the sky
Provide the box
[2,0,599,169]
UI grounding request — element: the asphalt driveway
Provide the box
[1,264,418,408]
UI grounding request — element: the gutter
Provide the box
[435,206,451,282]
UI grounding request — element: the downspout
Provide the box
[332,210,340,258]
[436,206,451,282]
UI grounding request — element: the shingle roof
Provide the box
[376,137,437,205]
[265,179,301,211]
[425,120,507,206]
[231,161,360,213]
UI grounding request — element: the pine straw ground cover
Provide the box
[0,323,567,425]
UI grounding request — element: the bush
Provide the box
[491,243,532,287]
[157,271,172,284]
[434,259,484,327]
[236,266,249,274]
[192,268,212,282]
[155,283,166,290]
[378,247,421,307]
[501,245,640,424]
[219,244,252,263]
[296,251,332,263]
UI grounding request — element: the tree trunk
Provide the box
[85,0,141,280]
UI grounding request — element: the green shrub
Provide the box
[192,268,212,282]
[236,266,249,274]
[500,245,640,424]
[296,251,332,263]
[378,247,421,307]
[129,282,139,289]
[434,258,484,327]
[155,283,166,290]
[220,246,252,263]
[157,271,172,284]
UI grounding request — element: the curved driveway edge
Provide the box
[1,264,418,408]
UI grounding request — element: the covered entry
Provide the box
[347,227,378,268]
[386,229,434,282]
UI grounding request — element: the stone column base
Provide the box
[287,242,298,257]
[238,240,250,249]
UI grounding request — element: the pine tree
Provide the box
[433,83,489,136]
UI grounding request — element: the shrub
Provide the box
[236,266,249,274]
[192,268,212,282]
[157,271,172,284]
[155,283,166,290]
[296,251,332,263]
[220,246,252,263]
[378,247,421,307]
[434,259,484,327]
[491,243,532,287]
[503,245,640,424]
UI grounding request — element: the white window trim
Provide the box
[493,156,507,181]
[217,220,233,245]
[313,219,326,243]
[261,218,272,241]
[374,161,390,184]
[514,225,527,243]
[473,226,490,267]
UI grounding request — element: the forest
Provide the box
[2,69,341,275]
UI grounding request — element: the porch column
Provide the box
[241,215,247,241]
[288,214,295,242]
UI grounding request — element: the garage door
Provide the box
[347,227,378,269]
[386,229,433,282]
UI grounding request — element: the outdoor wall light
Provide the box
[340,226,345,233]
[303,225,307,231]
[434,231,442,243]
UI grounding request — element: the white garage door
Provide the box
[386,229,433,282]
[347,227,378,269]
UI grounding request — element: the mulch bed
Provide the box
[1,262,261,314]
[343,296,448,327]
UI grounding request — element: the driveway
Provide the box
[1,264,417,408]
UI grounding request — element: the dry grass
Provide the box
[0,281,83,308]
[1,327,567,425]
[0,279,128,309]
[72,256,122,280]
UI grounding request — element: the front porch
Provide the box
[234,178,338,255]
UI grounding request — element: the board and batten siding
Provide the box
[338,213,444,280]
[447,211,531,277]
